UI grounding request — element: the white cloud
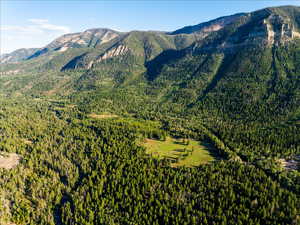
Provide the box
[28,18,71,33]
[0,19,71,53]
[1,19,70,34]
[28,19,49,24]
[1,25,44,34]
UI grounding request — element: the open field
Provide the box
[143,137,215,167]
[88,113,118,119]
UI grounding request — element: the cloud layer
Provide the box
[1,19,71,54]
[28,19,71,33]
[1,19,70,34]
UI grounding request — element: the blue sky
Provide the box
[1,0,300,53]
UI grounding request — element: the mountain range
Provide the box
[2,6,300,65]
[0,5,300,225]
[0,6,299,127]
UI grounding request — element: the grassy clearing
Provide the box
[143,137,215,167]
[88,113,118,119]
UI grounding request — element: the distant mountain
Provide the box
[0,48,39,64]
[0,5,299,121]
[27,28,123,60]
[4,6,298,68]
[1,6,297,70]
[60,30,199,71]
[59,5,300,73]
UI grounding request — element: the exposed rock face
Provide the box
[265,14,296,45]
[48,28,121,49]
[265,21,276,45]
[58,46,69,52]
[62,44,130,70]
[245,8,300,46]
[27,28,122,60]
[206,9,300,51]
[97,45,129,61]
[96,30,119,44]
[88,45,129,68]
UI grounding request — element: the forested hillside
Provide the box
[0,5,299,225]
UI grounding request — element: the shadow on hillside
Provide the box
[145,48,187,81]
[202,141,224,161]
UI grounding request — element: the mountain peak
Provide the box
[48,28,121,49]
[170,13,246,35]
[26,27,122,60]
[83,27,121,33]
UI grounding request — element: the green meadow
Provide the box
[143,137,215,167]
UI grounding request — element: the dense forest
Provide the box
[0,96,298,225]
[0,5,300,225]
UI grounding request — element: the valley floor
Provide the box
[0,97,298,225]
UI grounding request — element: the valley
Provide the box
[0,5,299,225]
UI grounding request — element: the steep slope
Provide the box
[170,13,245,35]
[150,9,299,108]
[0,6,299,225]
[60,31,198,71]
[0,5,300,108]
[27,28,123,60]
[62,6,300,84]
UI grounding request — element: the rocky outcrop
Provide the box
[48,28,121,49]
[62,44,130,70]
[97,45,129,61]
[210,9,300,51]
[264,14,298,45]
[265,21,276,45]
[27,29,122,60]
[88,45,129,68]
[254,14,300,46]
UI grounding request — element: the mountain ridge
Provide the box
[169,13,246,35]
[2,5,299,69]
[0,5,299,225]
[0,48,39,64]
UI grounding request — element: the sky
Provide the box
[1,0,300,54]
